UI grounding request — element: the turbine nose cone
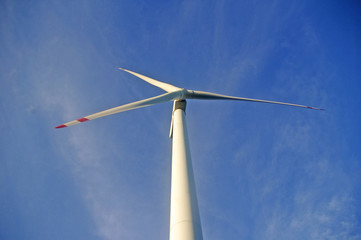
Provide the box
[183,89,194,99]
[176,88,189,100]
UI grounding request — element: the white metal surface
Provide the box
[56,68,323,238]
[56,91,182,128]
[118,68,181,93]
[56,68,323,128]
[170,103,202,240]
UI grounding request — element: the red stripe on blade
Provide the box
[77,117,89,122]
[55,124,67,129]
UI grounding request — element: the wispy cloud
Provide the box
[254,117,360,240]
[37,83,132,239]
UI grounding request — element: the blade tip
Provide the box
[55,124,67,129]
[306,106,324,111]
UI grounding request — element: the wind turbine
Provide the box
[56,68,323,240]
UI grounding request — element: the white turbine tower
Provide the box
[56,68,323,240]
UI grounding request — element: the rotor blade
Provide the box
[55,91,180,128]
[118,68,182,93]
[186,90,324,110]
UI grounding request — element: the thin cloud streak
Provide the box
[1,1,360,239]
[39,86,132,239]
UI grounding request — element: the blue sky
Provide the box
[1,0,360,239]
